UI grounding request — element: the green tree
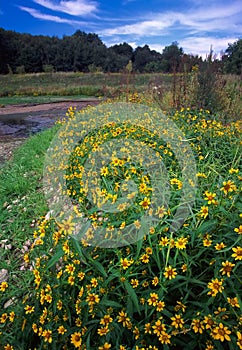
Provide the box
[133,45,161,72]
[223,39,242,75]
[105,43,133,72]
[0,28,19,73]
[160,41,183,73]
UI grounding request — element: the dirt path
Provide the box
[0,139,26,165]
[0,99,100,116]
[0,100,100,166]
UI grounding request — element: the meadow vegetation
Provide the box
[0,72,241,349]
[0,71,241,121]
[0,72,172,100]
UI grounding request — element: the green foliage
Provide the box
[193,59,223,112]
[16,65,25,74]
[1,27,239,75]
[0,72,172,99]
[0,70,241,121]
[151,66,241,121]
[7,64,13,75]
[106,43,133,72]
[88,64,103,73]
[160,41,184,73]
[133,45,162,72]
[223,39,242,75]
[0,125,60,292]
[125,60,133,74]
[0,103,241,349]
[43,64,54,73]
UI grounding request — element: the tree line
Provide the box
[0,28,241,75]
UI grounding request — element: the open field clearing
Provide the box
[0,72,172,101]
[0,72,241,122]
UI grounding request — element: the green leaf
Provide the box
[104,270,120,286]
[46,248,64,269]
[185,277,207,286]
[162,308,173,318]
[90,259,108,278]
[100,299,123,308]
[196,219,218,234]
[126,294,134,315]
[70,237,88,264]
[134,238,143,260]
[124,280,141,315]
[214,341,229,350]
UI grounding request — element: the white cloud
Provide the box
[193,2,241,20]
[180,36,238,58]
[33,0,98,16]
[103,38,136,48]
[101,18,174,36]
[19,6,86,24]
[126,41,138,49]
[101,2,241,37]
[18,0,241,57]
[178,2,242,33]
[148,43,166,53]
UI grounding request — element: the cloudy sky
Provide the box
[1,0,241,57]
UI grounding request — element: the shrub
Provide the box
[16,66,26,74]
[43,65,55,73]
[0,104,241,350]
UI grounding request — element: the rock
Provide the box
[0,269,9,283]
[4,297,16,308]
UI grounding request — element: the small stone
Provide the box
[4,297,16,309]
[0,269,9,283]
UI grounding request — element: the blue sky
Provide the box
[1,0,241,57]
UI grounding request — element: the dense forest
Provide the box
[0,28,241,74]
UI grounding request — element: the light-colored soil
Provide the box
[0,100,100,166]
[0,139,26,165]
[0,99,100,115]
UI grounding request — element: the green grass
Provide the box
[0,72,173,99]
[0,125,60,289]
[0,72,241,121]
[0,95,99,106]
[0,103,241,349]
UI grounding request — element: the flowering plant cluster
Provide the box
[0,102,241,350]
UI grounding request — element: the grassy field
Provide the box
[0,72,241,122]
[0,99,241,349]
[0,95,99,106]
[0,72,173,101]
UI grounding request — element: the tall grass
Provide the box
[0,72,172,98]
[0,72,240,121]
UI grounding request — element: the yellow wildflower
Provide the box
[70,332,82,348]
[232,246,242,260]
[211,323,231,342]
[147,292,159,306]
[191,319,204,333]
[207,278,224,297]
[220,261,235,277]
[170,314,185,329]
[164,266,177,280]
